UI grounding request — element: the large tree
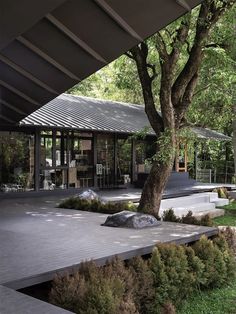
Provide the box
[125,0,235,217]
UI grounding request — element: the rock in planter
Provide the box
[76,189,100,201]
[102,210,161,229]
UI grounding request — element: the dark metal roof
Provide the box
[21,94,151,134]
[20,94,231,141]
[190,126,231,141]
[0,0,202,125]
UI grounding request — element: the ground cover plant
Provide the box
[58,197,136,214]
[59,197,215,227]
[178,278,236,314]
[162,209,213,227]
[50,233,236,314]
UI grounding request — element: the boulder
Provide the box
[102,211,136,227]
[102,210,161,229]
[125,214,161,229]
[76,189,100,201]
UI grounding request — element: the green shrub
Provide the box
[50,235,236,313]
[162,209,181,223]
[163,209,213,227]
[213,233,236,280]
[219,226,236,255]
[184,246,205,288]
[50,259,138,314]
[199,214,214,227]
[128,256,155,314]
[59,197,136,214]
[181,211,198,225]
[150,243,191,307]
[192,235,229,288]
[160,302,176,314]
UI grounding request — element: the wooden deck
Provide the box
[0,195,218,291]
[0,286,72,314]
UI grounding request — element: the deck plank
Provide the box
[0,196,218,290]
[0,286,72,314]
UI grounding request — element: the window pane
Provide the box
[97,134,114,187]
[0,132,35,192]
[40,169,67,190]
[69,138,94,188]
[40,136,53,167]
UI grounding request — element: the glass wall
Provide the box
[97,134,114,188]
[40,130,69,190]
[0,131,35,193]
[117,138,132,185]
[135,139,156,179]
[68,132,94,188]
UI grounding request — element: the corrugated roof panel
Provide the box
[20,94,231,141]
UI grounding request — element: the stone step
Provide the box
[193,208,225,219]
[214,199,229,207]
[160,193,214,209]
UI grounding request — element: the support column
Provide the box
[93,133,98,188]
[52,130,56,168]
[66,130,70,189]
[131,138,136,183]
[194,141,198,180]
[114,134,117,186]
[34,129,40,191]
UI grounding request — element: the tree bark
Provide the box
[139,159,174,218]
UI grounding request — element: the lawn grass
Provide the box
[213,200,236,226]
[213,215,236,226]
[178,279,236,314]
[220,201,236,211]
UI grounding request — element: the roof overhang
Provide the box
[19,93,231,142]
[0,0,203,126]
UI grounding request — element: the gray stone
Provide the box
[76,189,100,201]
[125,214,161,229]
[102,211,160,229]
[102,211,136,227]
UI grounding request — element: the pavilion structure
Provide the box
[0,94,230,193]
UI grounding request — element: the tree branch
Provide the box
[129,45,164,135]
[175,72,199,127]
[193,83,211,97]
[146,63,158,81]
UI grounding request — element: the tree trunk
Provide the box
[138,159,173,218]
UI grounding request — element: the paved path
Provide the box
[0,196,218,290]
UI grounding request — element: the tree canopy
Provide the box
[69,1,236,215]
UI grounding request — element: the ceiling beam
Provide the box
[94,0,143,42]
[0,99,27,115]
[0,54,59,95]
[176,0,191,11]
[46,14,108,64]
[17,36,81,81]
[0,80,40,107]
[0,113,15,124]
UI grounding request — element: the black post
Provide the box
[34,129,40,191]
[131,138,136,183]
[93,133,98,188]
[114,134,117,186]
[194,141,198,180]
